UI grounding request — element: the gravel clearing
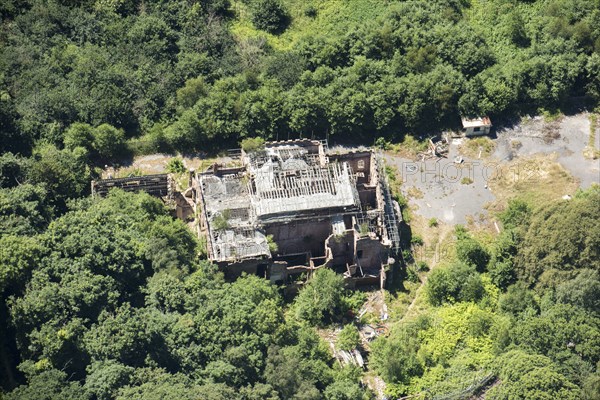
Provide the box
[386,113,600,225]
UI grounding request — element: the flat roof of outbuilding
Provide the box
[461,116,492,128]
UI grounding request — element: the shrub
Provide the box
[241,137,266,153]
[456,237,490,272]
[426,263,483,306]
[304,5,317,18]
[337,325,360,351]
[250,0,289,34]
[166,158,186,174]
[294,269,345,326]
[416,261,429,272]
[428,218,438,227]
[411,235,424,246]
[266,234,278,254]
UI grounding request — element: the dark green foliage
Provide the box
[499,282,539,317]
[425,262,484,306]
[455,236,490,272]
[488,229,518,290]
[555,269,600,313]
[250,0,289,34]
[4,369,88,400]
[0,184,51,235]
[499,199,531,230]
[27,145,92,211]
[487,350,580,400]
[369,317,427,387]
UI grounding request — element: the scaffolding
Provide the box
[376,155,401,256]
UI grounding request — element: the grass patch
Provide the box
[487,155,578,211]
[584,114,599,160]
[407,186,424,199]
[230,0,391,51]
[461,177,473,185]
[389,134,429,158]
[459,137,495,159]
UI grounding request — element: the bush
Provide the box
[499,198,530,230]
[166,158,186,174]
[428,218,438,227]
[416,261,429,272]
[93,124,126,160]
[425,263,483,306]
[241,137,266,153]
[456,237,490,272]
[337,325,360,351]
[250,0,289,34]
[304,5,317,18]
[410,235,424,246]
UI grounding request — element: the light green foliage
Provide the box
[63,123,95,152]
[266,234,278,254]
[517,190,600,284]
[294,268,346,326]
[0,235,44,294]
[176,77,208,109]
[241,137,266,153]
[165,158,186,174]
[337,325,360,351]
[93,124,126,160]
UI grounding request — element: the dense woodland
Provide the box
[1,0,600,399]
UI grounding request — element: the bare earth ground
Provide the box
[385,113,600,226]
[101,153,234,179]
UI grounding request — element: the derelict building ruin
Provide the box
[194,140,402,289]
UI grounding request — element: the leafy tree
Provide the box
[498,282,539,317]
[555,269,600,313]
[487,350,580,400]
[250,0,289,34]
[294,269,346,326]
[425,263,484,306]
[176,77,208,109]
[92,124,126,160]
[456,237,490,272]
[64,123,95,153]
[27,144,91,211]
[0,235,45,294]
[4,369,88,400]
[517,190,600,283]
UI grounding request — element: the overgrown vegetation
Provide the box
[371,187,600,399]
[2,0,599,158]
[1,0,599,398]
